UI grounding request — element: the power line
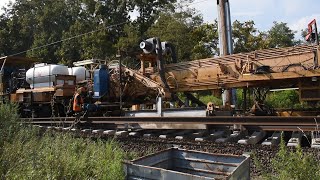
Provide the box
[190,0,211,6]
[7,21,128,57]
[175,0,211,16]
[182,0,211,7]
[6,0,211,58]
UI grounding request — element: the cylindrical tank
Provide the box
[68,67,90,82]
[93,65,109,98]
[26,64,69,88]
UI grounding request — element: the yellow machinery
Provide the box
[135,42,320,103]
[3,40,320,117]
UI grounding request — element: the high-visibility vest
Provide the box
[73,93,84,112]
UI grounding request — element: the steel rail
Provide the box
[242,126,318,131]
[22,116,320,126]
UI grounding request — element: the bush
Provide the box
[1,132,125,179]
[0,103,21,144]
[254,136,320,180]
[0,103,125,180]
[266,90,300,109]
[199,94,222,105]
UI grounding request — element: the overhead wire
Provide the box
[3,21,128,58]
[3,0,211,58]
[184,0,211,6]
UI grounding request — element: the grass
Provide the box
[1,92,318,180]
[199,94,223,105]
[0,103,126,180]
[198,89,307,109]
[253,136,320,180]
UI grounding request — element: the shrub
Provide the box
[1,131,125,179]
[0,103,21,144]
[199,94,222,105]
[0,103,125,180]
[254,136,320,180]
[265,90,300,109]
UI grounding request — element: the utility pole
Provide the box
[217,0,228,56]
[116,51,123,115]
[217,0,235,106]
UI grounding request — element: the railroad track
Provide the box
[26,115,320,149]
[30,122,320,177]
[26,116,320,178]
[23,116,320,131]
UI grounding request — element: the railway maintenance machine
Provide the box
[1,37,320,118]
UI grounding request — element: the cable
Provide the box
[188,0,211,6]
[6,21,128,57]
[180,0,211,7]
[5,0,211,58]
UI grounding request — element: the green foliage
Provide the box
[232,20,268,53]
[0,103,20,145]
[191,22,219,59]
[265,90,300,109]
[56,0,130,64]
[0,103,125,180]
[198,89,306,109]
[147,13,195,62]
[116,24,141,56]
[0,0,301,65]
[267,21,296,48]
[197,90,222,105]
[232,89,302,109]
[262,137,320,180]
[0,0,175,63]
[1,132,125,179]
[199,95,222,106]
[129,0,177,36]
[232,20,297,54]
[146,9,218,62]
[234,89,253,109]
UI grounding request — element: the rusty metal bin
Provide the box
[124,148,250,180]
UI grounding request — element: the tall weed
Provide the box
[0,103,125,180]
[255,136,320,180]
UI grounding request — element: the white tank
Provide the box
[68,67,90,82]
[26,64,69,87]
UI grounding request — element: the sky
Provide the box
[190,0,320,38]
[0,0,319,39]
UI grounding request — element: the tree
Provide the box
[57,0,131,64]
[146,8,218,62]
[0,0,133,64]
[146,13,195,62]
[117,1,218,63]
[128,0,177,36]
[267,21,296,48]
[191,21,219,59]
[0,0,38,57]
[26,0,73,63]
[0,0,178,64]
[232,20,268,53]
[115,24,141,59]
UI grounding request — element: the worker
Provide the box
[206,102,215,116]
[73,87,88,128]
[73,87,86,113]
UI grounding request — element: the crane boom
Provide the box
[141,44,320,102]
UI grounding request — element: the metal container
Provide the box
[93,65,109,98]
[26,63,69,88]
[124,148,250,180]
[68,67,90,82]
